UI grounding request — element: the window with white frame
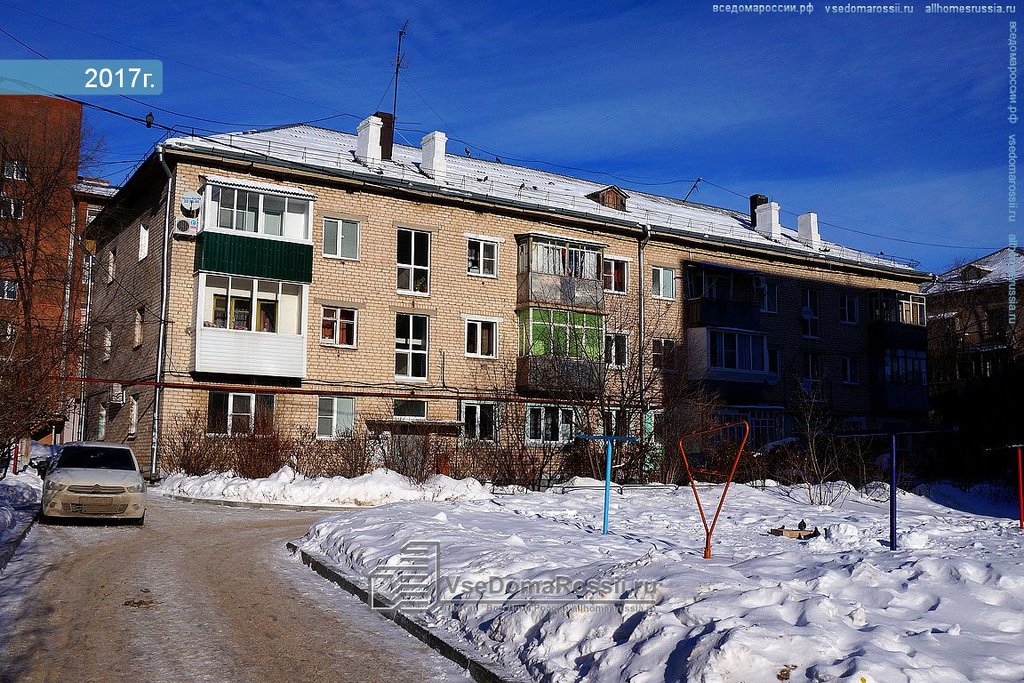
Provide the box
[839,294,858,324]
[841,356,859,384]
[317,396,355,438]
[0,279,16,300]
[134,308,144,348]
[651,266,675,300]
[207,392,275,435]
[106,248,116,284]
[102,325,112,361]
[462,402,497,441]
[523,238,601,280]
[323,218,359,259]
[320,306,356,347]
[467,238,498,277]
[761,282,778,313]
[2,160,26,180]
[0,196,24,219]
[526,405,574,444]
[652,337,677,370]
[605,332,628,368]
[209,185,311,240]
[395,313,428,380]
[802,352,821,383]
[138,224,149,260]
[394,399,427,419]
[397,228,430,294]
[465,318,497,358]
[603,258,628,293]
[201,275,303,334]
[97,402,107,440]
[709,330,767,372]
[128,395,138,438]
[801,288,820,337]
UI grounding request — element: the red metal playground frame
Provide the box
[677,420,750,559]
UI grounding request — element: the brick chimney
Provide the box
[749,194,769,227]
[355,115,382,168]
[373,111,395,161]
[755,201,782,240]
[420,131,447,181]
[798,212,821,249]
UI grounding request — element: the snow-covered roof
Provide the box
[922,247,1024,294]
[73,177,118,198]
[164,124,924,276]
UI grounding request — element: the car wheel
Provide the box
[130,513,145,526]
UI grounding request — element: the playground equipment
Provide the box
[677,420,750,559]
[575,433,639,535]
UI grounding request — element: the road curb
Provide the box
[286,542,529,683]
[160,492,367,512]
[0,509,38,574]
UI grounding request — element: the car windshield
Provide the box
[56,446,137,471]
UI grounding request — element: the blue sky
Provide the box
[0,0,1015,272]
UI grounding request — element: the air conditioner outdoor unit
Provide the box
[174,216,199,237]
[109,383,124,404]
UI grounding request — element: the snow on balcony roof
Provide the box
[922,246,1024,294]
[202,173,317,200]
[73,178,118,198]
[164,124,923,276]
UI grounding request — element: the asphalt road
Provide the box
[0,495,466,682]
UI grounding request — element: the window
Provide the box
[209,185,311,240]
[522,238,600,280]
[0,196,25,219]
[605,332,628,368]
[102,326,112,362]
[320,306,356,347]
[97,402,107,440]
[709,330,766,371]
[207,392,275,435]
[323,218,359,259]
[138,224,149,260]
[802,352,821,383]
[768,347,781,375]
[2,160,26,180]
[397,228,431,294]
[86,206,101,225]
[899,294,927,326]
[603,258,628,293]
[0,237,18,259]
[0,321,13,343]
[394,399,427,419]
[106,249,116,284]
[652,338,677,370]
[134,308,144,348]
[839,295,858,324]
[518,308,603,359]
[652,267,675,300]
[467,238,498,277]
[526,405,574,444]
[869,291,926,326]
[884,349,927,385]
[127,395,139,438]
[465,318,497,358]
[395,313,429,380]
[841,356,859,384]
[202,275,303,334]
[317,396,355,438]
[801,289,819,337]
[602,408,630,437]
[462,402,497,441]
[0,279,17,300]
[761,282,778,313]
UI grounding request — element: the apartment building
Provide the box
[85,113,930,475]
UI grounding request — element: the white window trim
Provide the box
[320,305,358,349]
[604,330,629,369]
[322,216,361,261]
[525,404,574,445]
[394,313,429,382]
[603,257,630,295]
[841,356,860,385]
[396,227,431,297]
[202,180,314,244]
[708,328,768,374]
[651,266,676,300]
[466,236,500,279]
[316,396,356,439]
[206,391,274,436]
[2,160,27,181]
[464,318,499,359]
[393,399,428,420]
[839,295,859,325]
[462,401,499,442]
[196,272,307,337]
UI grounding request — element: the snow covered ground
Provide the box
[157,466,493,507]
[297,481,1024,682]
[0,471,41,571]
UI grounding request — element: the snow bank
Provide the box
[1,471,42,567]
[158,466,493,507]
[298,482,1024,682]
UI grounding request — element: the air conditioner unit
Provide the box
[109,383,124,404]
[753,275,767,290]
[174,216,199,237]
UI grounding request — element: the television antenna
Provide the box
[392,20,409,123]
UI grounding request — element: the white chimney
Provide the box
[798,212,821,249]
[755,201,782,240]
[356,115,382,168]
[420,131,447,181]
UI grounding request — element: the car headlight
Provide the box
[125,483,145,493]
[44,480,66,492]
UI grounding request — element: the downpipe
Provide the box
[150,146,173,482]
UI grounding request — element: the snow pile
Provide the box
[298,482,1024,682]
[1,471,41,564]
[158,466,493,507]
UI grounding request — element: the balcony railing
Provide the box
[516,271,604,311]
[516,355,605,396]
[685,297,761,330]
[195,327,306,378]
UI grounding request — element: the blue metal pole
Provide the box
[890,433,897,550]
[603,439,613,535]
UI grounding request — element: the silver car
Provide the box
[39,442,146,524]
